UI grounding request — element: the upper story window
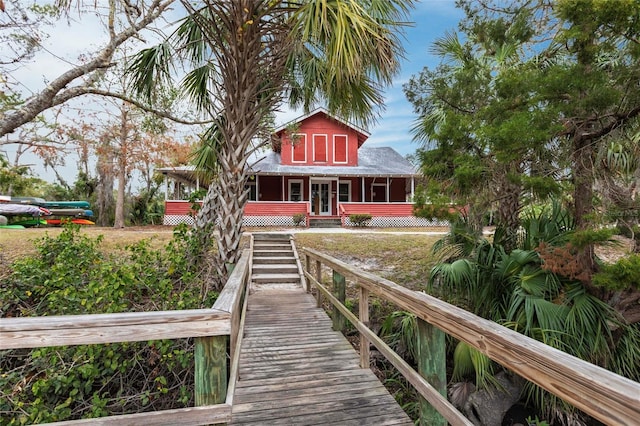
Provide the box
[292,134,306,163]
[313,134,328,162]
[334,134,348,163]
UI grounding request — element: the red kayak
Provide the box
[45,218,95,226]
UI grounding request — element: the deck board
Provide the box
[231,286,413,425]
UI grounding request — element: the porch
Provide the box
[162,200,447,228]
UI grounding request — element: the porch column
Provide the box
[282,177,285,201]
[256,176,260,200]
[386,177,390,202]
[361,177,365,202]
[164,175,168,201]
[411,177,415,201]
[196,177,199,192]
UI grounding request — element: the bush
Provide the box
[0,225,217,424]
[292,213,306,227]
[349,213,372,227]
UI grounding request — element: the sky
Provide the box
[4,0,465,186]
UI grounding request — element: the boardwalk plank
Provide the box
[230,236,412,425]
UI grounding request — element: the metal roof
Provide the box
[247,147,418,177]
[157,147,418,184]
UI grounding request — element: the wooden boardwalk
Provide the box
[230,235,412,425]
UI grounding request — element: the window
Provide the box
[338,181,351,202]
[313,134,328,162]
[334,135,348,163]
[245,181,257,201]
[292,134,306,163]
[289,180,303,202]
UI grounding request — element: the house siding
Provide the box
[279,113,360,166]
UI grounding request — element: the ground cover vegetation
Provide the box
[0,225,217,424]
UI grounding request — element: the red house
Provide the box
[160,109,443,227]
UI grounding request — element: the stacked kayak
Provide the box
[0,196,95,228]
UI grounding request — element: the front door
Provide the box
[311,181,331,216]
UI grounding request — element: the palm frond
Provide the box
[430,30,468,65]
[451,341,498,390]
[126,42,174,102]
[191,120,224,181]
[174,11,209,64]
[181,63,215,113]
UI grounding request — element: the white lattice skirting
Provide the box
[163,215,307,227]
[344,216,449,227]
[163,215,195,226]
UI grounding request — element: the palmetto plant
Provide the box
[430,202,639,424]
[128,0,413,287]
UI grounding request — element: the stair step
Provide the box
[253,234,291,241]
[309,219,342,228]
[253,264,298,274]
[253,250,293,257]
[253,256,296,264]
[252,273,301,284]
[253,243,292,249]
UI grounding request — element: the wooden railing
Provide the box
[302,248,640,426]
[0,249,252,426]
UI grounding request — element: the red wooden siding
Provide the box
[340,203,414,217]
[165,201,196,215]
[243,202,308,216]
[279,112,361,166]
[165,201,308,217]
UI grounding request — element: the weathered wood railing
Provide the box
[302,248,640,426]
[0,248,252,426]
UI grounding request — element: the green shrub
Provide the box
[349,213,372,227]
[593,254,640,291]
[292,213,306,227]
[0,225,217,424]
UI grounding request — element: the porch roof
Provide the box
[248,147,418,178]
[157,147,418,184]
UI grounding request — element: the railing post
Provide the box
[416,318,446,426]
[315,260,322,308]
[305,254,311,293]
[332,270,346,332]
[359,283,370,368]
[195,336,228,409]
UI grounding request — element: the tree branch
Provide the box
[0,0,175,138]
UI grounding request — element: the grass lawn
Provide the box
[1,225,443,292]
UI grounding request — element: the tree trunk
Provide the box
[495,163,522,252]
[114,166,126,228]
[114,106,129,228]
[572,135,597,278]
[209,145,250,288]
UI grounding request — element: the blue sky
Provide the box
[276,1,465,159]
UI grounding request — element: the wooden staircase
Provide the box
[251,234,302,289]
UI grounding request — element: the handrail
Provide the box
[0,249,253,426]
[302,247,640,426]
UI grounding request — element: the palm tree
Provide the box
[129,0,412,287]
[429,202,639,425]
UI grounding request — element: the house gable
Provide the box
[277,110,367,167]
